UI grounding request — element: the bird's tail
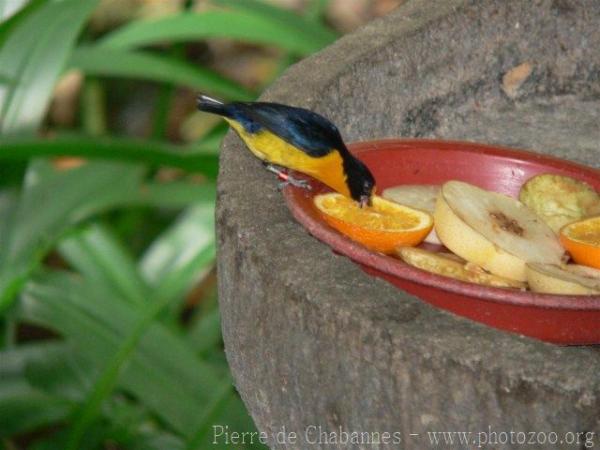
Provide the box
[196,94,229,116]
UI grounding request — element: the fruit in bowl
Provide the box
[434,180,565,282]
[559,216,600,270]
[316,174,600,294]
[526,263,600,295]
[519,173,600,233]
[313,193,433,254]
[285,139,600,343]
[382,184,441,244]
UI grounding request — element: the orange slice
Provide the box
[560,216,600,269]
[314,193,433,254]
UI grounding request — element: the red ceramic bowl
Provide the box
[283,139,600,345]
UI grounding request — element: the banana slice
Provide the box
[519,173,600,234]
[434,181,565,281]
[526,263,600,295]
[382,184,442,244]
[397,247,526,289]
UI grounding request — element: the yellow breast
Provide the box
[227,120,350,197]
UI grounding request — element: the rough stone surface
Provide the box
[217,1,600,449]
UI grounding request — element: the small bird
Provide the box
[197,95,376,207]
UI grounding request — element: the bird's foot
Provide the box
[263,163,311,191]
[277,175,312,191]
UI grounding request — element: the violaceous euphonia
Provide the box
[196,95,376,207]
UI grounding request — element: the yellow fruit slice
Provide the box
[434,181,564,281]
[397,247,526,289]
[559,216,600,269]
[382,184,442,244]
[526,263,600,295]
[314,193,433,254]
[519,173,600,233]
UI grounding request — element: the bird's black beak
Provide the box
[359,195,371,208]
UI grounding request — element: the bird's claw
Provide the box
[264,163,311,191]
[278,176,312,191]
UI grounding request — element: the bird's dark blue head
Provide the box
[343,154,376,207]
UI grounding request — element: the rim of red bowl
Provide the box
[283,138,600,311]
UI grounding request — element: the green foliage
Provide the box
[0,0,99,135]
[99,9,334,56]
[69,46,255,100]
[0,135,220,177]
[211,0,336,45]
[0,0,334,448]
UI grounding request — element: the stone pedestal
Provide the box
[217,1,600,448]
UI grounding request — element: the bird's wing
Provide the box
[232,102,344,157]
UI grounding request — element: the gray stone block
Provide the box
[217,1,600,449]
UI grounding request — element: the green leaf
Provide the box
[137,181,216,209]
[187,295,221,357]
[24,347,94,405]
[19,271,232,438]
[139,204,216,308]
[63,292,175,450]
[0,189,18,263]
[187,391,268,450]
[0,0,45,47]
[0,341,190,447]
[100,10,330,56]
[130,431,185,450]
[100,397,187,450]
[0,0,99,135]
[0,134,220,178]
[58,223,149,307]
[0,379,71,437]
[0,154,216,314]
[10,342,95,412]
[0,161,144,313]
[70,46,254,100]
[212,0,336,45]
[1,340,70,380]
[9,162,142,262]
[184,383,235,450]
[0,0,29,21]
[0,342,76,437]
